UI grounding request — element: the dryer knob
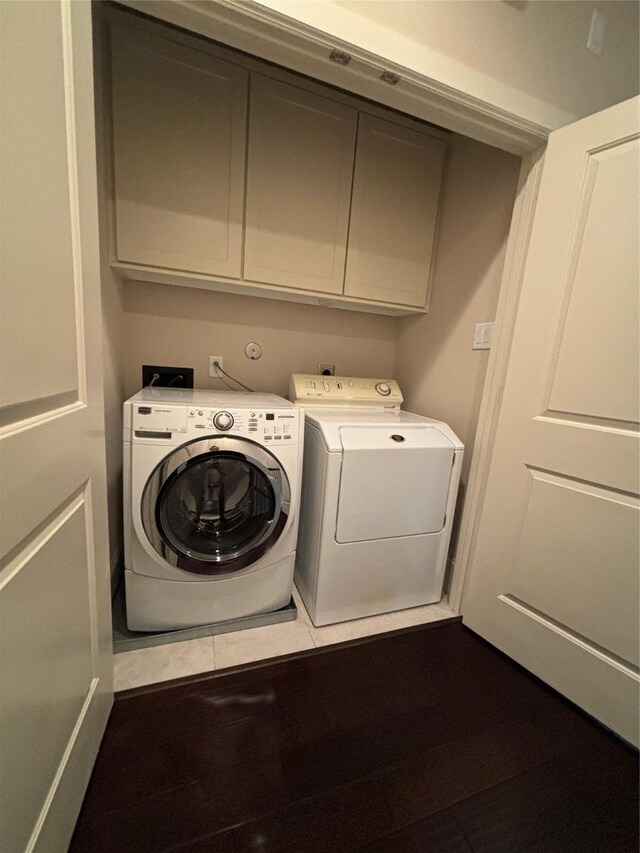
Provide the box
[213,411,234,431]
[375,382,391,396]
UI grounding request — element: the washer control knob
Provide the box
[375,382,391,396]
[213,411,234,431]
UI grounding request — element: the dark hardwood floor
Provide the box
[70,621,639,852]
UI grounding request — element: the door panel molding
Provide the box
[509,467,639,664]
[543,135,639,423]
[489,593,640,745]
[0,489,86,586]
[524,462,640,499]
[535,412,640,432]
[498,595,639,678]
[0,393,82,432]
[1,489,96,852]
[28,676,100,853]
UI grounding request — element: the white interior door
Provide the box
[462,97,639,745]
[0,3,113,851]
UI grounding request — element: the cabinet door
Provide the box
[244,75,357,294]
[345,115,446,307]
[111,26,247,277]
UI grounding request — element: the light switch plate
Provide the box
[587,8,607,55]
[473,322,494,350]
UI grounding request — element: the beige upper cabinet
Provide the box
[107,12,448,314]
[110,25,248,278]
[345,114,446,307]
[244,75,357,294]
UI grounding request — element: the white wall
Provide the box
[122,283,397,399]
[254,0,639,130]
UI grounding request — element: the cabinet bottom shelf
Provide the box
[112,262,428,317]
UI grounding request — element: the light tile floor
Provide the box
[113,587,456,691]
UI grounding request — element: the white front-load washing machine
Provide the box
[290,374,463,626]
[123,388,303,631]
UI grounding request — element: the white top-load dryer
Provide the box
[290,374,463,626]
[124,388,303,631]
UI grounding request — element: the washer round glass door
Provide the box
[141,437,290,576]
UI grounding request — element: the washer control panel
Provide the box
[290,374,403,408]
[187,407,298,442]
[131,405,299,443]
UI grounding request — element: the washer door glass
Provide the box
[143,443,289,576]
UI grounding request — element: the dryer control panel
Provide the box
[290,374,403,408]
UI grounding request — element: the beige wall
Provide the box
[97,109,518,575]
[94,6,126,584]
[122,283,398,399]
[96,0,637,576]
[255,0,639,130]
[394,135,521,493]
[122,134,519,549]
[100,269,125,583]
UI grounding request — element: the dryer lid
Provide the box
[339,424,455,453]
[336,425,456,544]
[305,408,464,452]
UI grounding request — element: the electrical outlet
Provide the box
[319,364,335,376]
[209,356,224,377]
